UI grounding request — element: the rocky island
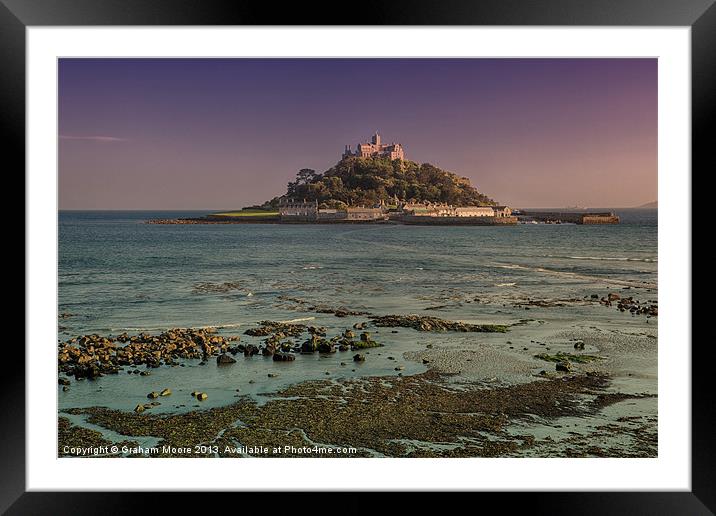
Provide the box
[149,132,521,226]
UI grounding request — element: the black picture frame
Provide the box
[6,0,710,512]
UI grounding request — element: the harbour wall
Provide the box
[519,212,619,224]
[401,215,518,226]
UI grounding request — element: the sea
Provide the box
[58,209,657,414]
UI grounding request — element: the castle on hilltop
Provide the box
[343,132,405,161]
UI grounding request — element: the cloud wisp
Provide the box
[59,135,128,142]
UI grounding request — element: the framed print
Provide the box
[7,0,711,512]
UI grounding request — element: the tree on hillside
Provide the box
[279,156,496,207]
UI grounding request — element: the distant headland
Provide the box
[148,132,619,226]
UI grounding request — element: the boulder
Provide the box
[134,404,145,413]
[555,361,572,372]
[58,378,71,386]
[301,336,321,353]
[160,388,172,396]
[273,353,296,362]
[243,344,259,357]
[197,392,208,401]
[217,353,237,365]
[317,341,335,353]
[353,354,366,362]
[147,391,160,399]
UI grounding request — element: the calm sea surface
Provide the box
[58,209,657,412]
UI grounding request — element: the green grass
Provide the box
[533,352,604,364]
[212,210,279,217]
[351,340,383,349]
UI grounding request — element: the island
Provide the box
[148,132,619,226]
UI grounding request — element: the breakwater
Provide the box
[518,212,619,224]
[401,215,518,226]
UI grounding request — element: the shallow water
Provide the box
[58,209,657,414]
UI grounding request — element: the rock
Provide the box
[273,353,296,362]
[555,361,572,372]
[190,391,200,397]
[338,344,349,352]
[160,388,172,396]
[353,354,366,362]
[307,326,327,336]
[197,392,208,401]
[317,341,335,353]
[139,371,151,376]
[147,391,160,399]
[608,293,621,301]
[340,362,346,366]
[370,314,508,333]
[217,353,237,364]
[62,386,69,392]
[591,294,599,299]
[268,373,278,378]
[394,366,404,371]
[243,344,259,357]
[353,322,367,330]
[58,378,71,386]
[422,358,430,364]
[343,329,355,339]
[573,341,585,350]
[134,404,145,413]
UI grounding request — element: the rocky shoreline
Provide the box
[59,369,656,458]
[58,298,657,458]
[57,315,511,383]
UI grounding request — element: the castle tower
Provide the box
[371,132,381,146]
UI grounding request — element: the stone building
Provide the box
[343,132,405,161]
[345,207,385,220]
[401,202,499,218]
[454,206,496,217]
[492,206,513,217]
[279,199,318,220]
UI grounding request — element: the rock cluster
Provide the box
[244,321,307,337]
[58,328,236,381]
[370,315,508,333]
[596,293,658,316]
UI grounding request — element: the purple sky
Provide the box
[59,58,657,210]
